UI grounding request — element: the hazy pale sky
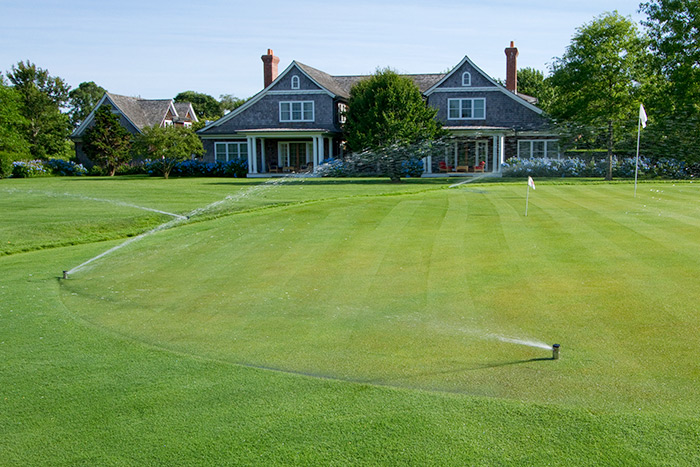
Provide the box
[2,0,644,100]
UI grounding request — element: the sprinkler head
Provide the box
[552,344,560,360]
[62,270,68,280]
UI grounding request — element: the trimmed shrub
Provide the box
[12,160,49,178]
[44,158,87,176]
[142,158,248,178]
[502,156,692,179]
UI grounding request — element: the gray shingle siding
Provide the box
[203,93,339,134]
[428,91,548,131]
[270,67,322,92]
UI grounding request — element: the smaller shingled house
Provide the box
[70,92,198,167]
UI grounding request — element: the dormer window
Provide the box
[291,75,300,90]
[462,72,471,87]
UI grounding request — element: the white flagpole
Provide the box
[525,183,530,216]
[635,104,647,198]
[634,115,641,198]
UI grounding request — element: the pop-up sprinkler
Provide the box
[62,270,68,280]
[552,344,560,360]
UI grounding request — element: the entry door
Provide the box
[289,142,307,167]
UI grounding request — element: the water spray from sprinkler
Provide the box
[552,343,560,360]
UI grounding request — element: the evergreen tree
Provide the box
[82,106,132,176]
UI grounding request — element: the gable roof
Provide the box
[198,54,543,134]
[424,55,543,114]
[72,93,198,138]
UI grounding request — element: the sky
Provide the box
[1,0,645,101]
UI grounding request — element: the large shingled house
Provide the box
[197,44,557,176]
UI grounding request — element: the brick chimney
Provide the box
[505,41,518,93]
[261,49,280,88]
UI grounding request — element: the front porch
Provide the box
[423,133,507,176]
[243,129,340,175]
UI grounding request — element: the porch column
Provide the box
[318,135,325,162]
[260,138,266,173]
[425,155,432,174]
[492,136,498,173]
[327,137,334,159]
[498,135,505,173]
[246,136,257,174]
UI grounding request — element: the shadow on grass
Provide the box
[372,357,555,385]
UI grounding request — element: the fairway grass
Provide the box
[2,176,700,465]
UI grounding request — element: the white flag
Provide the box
[639,103,648,128]
[528,176,536,190]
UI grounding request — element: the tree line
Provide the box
[512,1,700,179]
[0,61,248,177]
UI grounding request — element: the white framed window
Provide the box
[517,140,560,159]
[279,101,314,122]
[462,72,471,86]
[291,75,300,89]
[447,98,486,120]
[214,141,248,162]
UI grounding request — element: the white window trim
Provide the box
[462,72,471,86]
[291,75,300,90]
[214,141,248,162]
[447,98,486,120]
[279,101,315,122]
[517,139,560,159]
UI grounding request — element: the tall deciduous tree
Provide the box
[174,91,222,120]
[6,60,71,159]
[516,67,553,107]
[68,81,106,128]
[132,125,204,179]
[0,75,31,177]
[219,94,249,113]
[641,0,700,162]
[82,106,132,176]
[548,12,648,179]
[344,68,446,182]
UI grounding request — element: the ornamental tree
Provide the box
[82,105,132,176]
[132,125,204,179]
[344,68,446,182]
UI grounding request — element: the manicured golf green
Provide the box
[2,176,699,464]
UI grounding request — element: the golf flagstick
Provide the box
[635,103,647,198]
[525,176,535,216]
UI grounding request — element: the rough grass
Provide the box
[2,176,700,465]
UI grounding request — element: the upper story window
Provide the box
[280,101,314,122]
[291,75,300,89]
[448,98,485,120]
[462,72,471,86]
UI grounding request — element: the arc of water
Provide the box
[65,176,302,276]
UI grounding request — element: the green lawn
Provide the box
[2,176,699,465]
